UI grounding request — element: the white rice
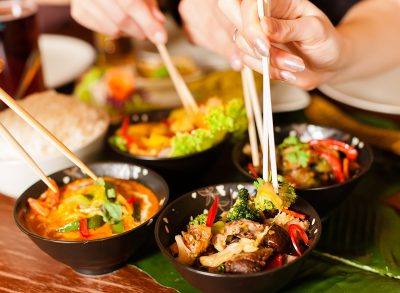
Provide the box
[0,91,109,160]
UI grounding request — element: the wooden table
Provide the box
[0,194,176,293]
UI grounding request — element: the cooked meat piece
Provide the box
[286,168,318,189]
[225,248,273,274]
[263,224,291,253]
[182,225,212,255]
[224,219,264,239]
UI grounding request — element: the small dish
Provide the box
[232,124,373,219]
[14,162,169,275]
[155,182,321,293]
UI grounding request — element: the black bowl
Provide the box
[155,182,321,293]
[14,162,169,275]
[233,123,373,219]
[108,110,225,177]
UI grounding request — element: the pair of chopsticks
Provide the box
[155,43,198,113]
[0,88,98,193]
[241,0,278,191]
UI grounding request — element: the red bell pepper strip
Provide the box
[314,149,345,183]
[288,224,310,256]
[282,208,306,220]
[308,139,358,161]
[247,163,258,178]
[265,254,283,270]
[121,116,130,136]
[127,197,135,204]
[79,219,90,238]
[206,195,219,227]
[343,158,349,180]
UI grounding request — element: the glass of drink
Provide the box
[0,0,44,108]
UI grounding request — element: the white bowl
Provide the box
[0,130,107,198]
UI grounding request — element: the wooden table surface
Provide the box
[0,194,177,293]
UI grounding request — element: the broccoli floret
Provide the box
[189,214,207,226]
[226,188,259,222]
[253,177,297,212]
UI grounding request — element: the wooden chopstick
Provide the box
[241,69,260,168]
[257,0,278,190]
[0,121,57,192]
[155,43,199,114]
[0,88,98,181]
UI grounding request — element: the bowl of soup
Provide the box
[14,162,169,275]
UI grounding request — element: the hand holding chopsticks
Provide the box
[0,88,98,183]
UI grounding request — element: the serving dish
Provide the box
[14,162,169,275]
[155,182,321,293]
[233,124,373,219]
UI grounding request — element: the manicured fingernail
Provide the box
[153,31,167,44]
[281,70,296,81]
[283,58,305,72]
[154,10,165,22]
[254,37,268,57]
[230,55,242,71]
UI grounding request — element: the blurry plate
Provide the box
[319,67,400,115]
[271,82,311,112]
[39,34,96,88]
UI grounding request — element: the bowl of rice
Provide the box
[0,91,110,197]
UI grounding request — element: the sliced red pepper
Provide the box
[127,197,135,204]
[206,195,219,227]
[308,139,358,161]
[265,253,283,270]
[343,158,349,180]
[79,218,90,238]
[121,116,130,137]
[314,149,345,183]
[247,163,258,178]
[288,224,310,256]
[282,208,306,220]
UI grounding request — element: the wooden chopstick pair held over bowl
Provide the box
[241,0,278,191]
[0,88,98,192]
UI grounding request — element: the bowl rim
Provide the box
[14,161,169,244]
[155,182,322,278]
[107,109,227,162]
[232,123,374,191]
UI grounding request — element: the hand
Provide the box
[179,0,242,70]
[218,0,344,89]
[71,0,167,44]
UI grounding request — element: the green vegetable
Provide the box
[96,178,117,199]
[211,220,225,235]
[74,67,105,102]
[56,220,79,232]
[87,215,104,229]
[171,129,217,157]
[109,135,128,152]
[151,66,169,78]
[217,263,225,273]
[102,202,123,224]
[62,194,91,208]
[111,220,124,234]
[226,188,259,222]
[253,177,297,211]
[188,214,207,226]
[278,136,310,168]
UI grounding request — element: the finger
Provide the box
[241,0,270,57]
[262,16,326,44]
[119,17,146,39]
[269,47,305,73]
[270,0,320,19]
[218,0,243,30]
[147,0,165,23]
[117,0,167,44]
[71,0,119,36]
[235,33,259,59]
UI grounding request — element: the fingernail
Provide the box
[280,70,296,81]
[254,37,268,57]
[283,58,305,72]
[230,55,242,71]
[153,31,167,44]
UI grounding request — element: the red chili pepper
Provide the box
[127,197,135,204]
[308,139,358,161]
[121,116,130,137]
[265,254,283,270]
[206,195,219,227]
[282,208,306,220]
[79,219,90,238]
[343,158,349,180]
[247,163,258,178]
[314,149,345,183]
[288,224,310,256]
